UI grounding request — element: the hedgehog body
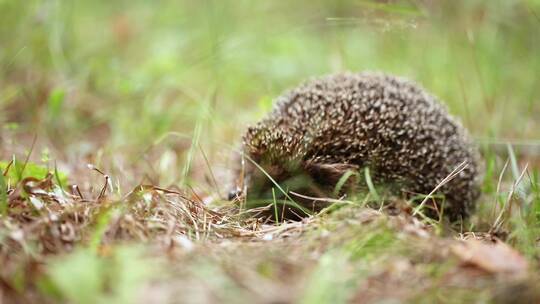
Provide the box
[238,72,483,221]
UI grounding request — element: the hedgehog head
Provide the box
[229,121,359,202]
[228,122,314,200]
[243,123,303,161]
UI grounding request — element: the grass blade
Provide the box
[364,167,380,201]
[272,187,279,223]
[0,172,7,216]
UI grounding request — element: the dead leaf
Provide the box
[451,239,528,276]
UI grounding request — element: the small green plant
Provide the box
[0,160,68,187]
[0,171,7,216]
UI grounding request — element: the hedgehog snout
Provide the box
[227,188,243,200]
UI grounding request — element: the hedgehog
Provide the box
[230,72,483,221]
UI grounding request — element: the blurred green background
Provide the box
[1,0,539,187]
[1,2,540,303]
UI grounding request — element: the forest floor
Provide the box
[0,141,539,303]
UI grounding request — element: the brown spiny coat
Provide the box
[237,72,483,221]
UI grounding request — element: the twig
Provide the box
[413,161,469,216]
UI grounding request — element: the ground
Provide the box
[0,1,539,303]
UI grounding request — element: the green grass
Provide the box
[1,0,540,303]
